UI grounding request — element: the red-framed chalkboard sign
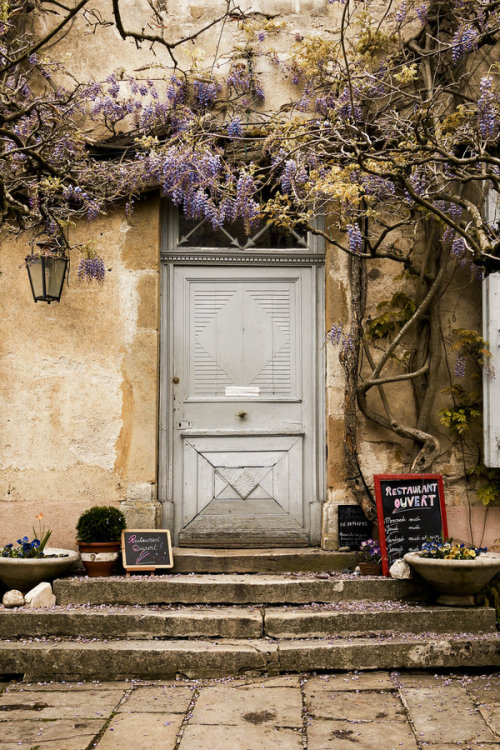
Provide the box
[374,474,448,576]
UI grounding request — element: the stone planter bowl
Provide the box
[404,551,500,606]
[0,547,80,593]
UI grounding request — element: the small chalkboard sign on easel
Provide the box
[374,474,448,576]
[338,504,371,549]
[121,529,173,576]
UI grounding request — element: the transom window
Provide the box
[178,215,308,250]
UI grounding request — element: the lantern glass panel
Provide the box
[45,257,67,299]
[27,257,45,300]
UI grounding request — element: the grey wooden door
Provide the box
[171,265,318,547]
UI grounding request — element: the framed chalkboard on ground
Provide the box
[374,474,448,576]
[121,530,173,575]
[338,505,372,550]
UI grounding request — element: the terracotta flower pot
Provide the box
[0,548,79,593]
[358,561,382,576]
[404,551,500,605]
[78,541,121,577]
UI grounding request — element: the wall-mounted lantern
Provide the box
[26,240,69,304]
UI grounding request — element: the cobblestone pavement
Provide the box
[0,671,499,749]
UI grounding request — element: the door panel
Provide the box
[172,266,315,547]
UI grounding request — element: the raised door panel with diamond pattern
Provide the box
[190,282,298,399]
[172,267,312,547]
[181,436,303,525]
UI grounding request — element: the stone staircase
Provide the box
[0,549,498,681]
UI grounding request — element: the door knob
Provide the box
[172,377,179,384]
[236,411,247,418]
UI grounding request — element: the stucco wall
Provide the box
[0,199,160,549]
[1,0,498,550]
[323,241,500,549]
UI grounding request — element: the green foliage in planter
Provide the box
[76,506,126,544]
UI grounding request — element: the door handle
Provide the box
[236,411,248,418]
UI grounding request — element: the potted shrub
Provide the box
[0,514,79,592]
[76,506,126,577]
[357,539,382,576]
[404,539,500,606]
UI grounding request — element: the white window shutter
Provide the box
[483,273,500,466]
[483,188,500,467]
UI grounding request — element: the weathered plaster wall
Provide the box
[323,241,500,548]
[1,0,498,550]
[0,199,161,549]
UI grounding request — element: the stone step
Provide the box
[0,634,498,681]
[170,547,357,573]
[53,574,427,606]
[263,605,497,638]
[0,604,495,640]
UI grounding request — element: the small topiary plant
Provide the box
[76,506,126,544]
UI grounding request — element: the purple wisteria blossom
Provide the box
[193,79,220,107]
[347,224,363,254]
[451,236,468,266]
[77,257,106,283]
[280,160,298,193]
[454,354,467,378]
[451,25,479,64]
[227,118,243,138]
[478,77,498,139]
[415,4,428,24]
[328,324,343,344]
[395,1,407,23]
[338,86,361,121]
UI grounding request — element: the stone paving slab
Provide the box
[228,674,301,689]
[478,703,500,734]
[96,711,184,749]
[304,676,406,721]
[178,723,303,749]
[190,684,303,727]
[6,680,136,691]
[0,688,121,719]
[0,670,498,749]
[0,718,105,749]
[301,671,395,690]
[401,685,497,744]
[118,684,194,713]
[307,718,419,749]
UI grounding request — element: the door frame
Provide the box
[158,202,326,545]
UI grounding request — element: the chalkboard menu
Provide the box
[374,474,448,575]
[121,529,173,572]
[338,505,371,549]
